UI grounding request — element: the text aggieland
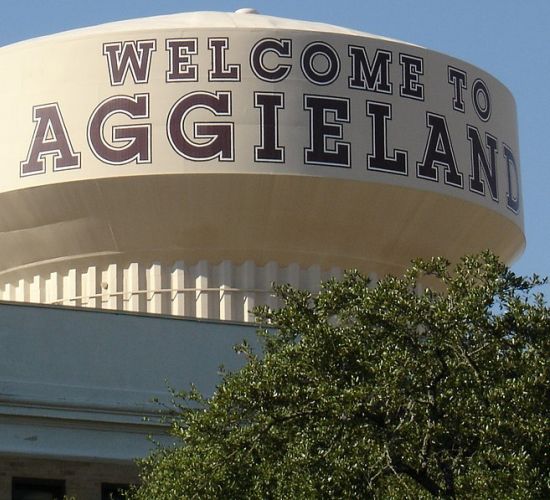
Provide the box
[19,36,520,214]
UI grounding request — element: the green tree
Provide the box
[130,252,549,499]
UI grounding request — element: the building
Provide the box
[0,8,524,499]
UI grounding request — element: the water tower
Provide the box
[0,9,523,498]
[0,9,523,321]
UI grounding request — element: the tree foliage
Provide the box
[130,252,549,499]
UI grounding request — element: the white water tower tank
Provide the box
[0,10,524,320]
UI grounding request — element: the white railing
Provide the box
[0,260,346,323]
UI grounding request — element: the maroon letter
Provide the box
[250,38,292,82]
[103,40,156,86]
[167,91,233,161]
[208,38,240,81]
[366,101,407,175]
[21,103,80,176]
[88,94,151,165]
[254,92,285,162]
[503,143,520,214]
[304,95,350,167]
[166,38,198,82]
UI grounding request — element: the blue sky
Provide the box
[0,0,548,279]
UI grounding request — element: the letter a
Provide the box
[21,103,80,176]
